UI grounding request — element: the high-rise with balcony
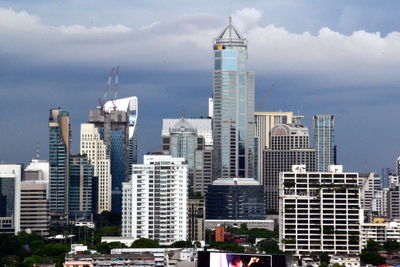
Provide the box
[49,108,71,218]
[122,155,188,246]
[313,114,335,172]
[212,17,255,179]
[279,165,361,259]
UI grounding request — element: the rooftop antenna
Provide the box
[36,141,40,159]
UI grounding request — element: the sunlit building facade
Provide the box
[212,17,255,179]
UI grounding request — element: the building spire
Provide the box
[36,141,40,159]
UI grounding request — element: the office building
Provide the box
[264,123,316,213]
[20,179,49,236]
[0,164,22,234]
[372,189,389,217]
[313,114,335,172]
[69,155,93,220]
[382,168,392,189]
[254,112,303,183]
[212,17,255,179]
[49,108,71,218]
[359,172,381,221]
[88,96,138,213]
[188,198,205,241]
[80,123,112,213]
[361,221,400,247]
[388,185,400,219]
[161,118,212,195]
[206,178,265,220]
[279,165,361,258]
[122,155,188,246]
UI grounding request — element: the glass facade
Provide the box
[49,109,71,215]
[206,182,265,220]
[212,19,255,179]
[0,176,15,217]
[313,115,335,172]
[69,155,93,219]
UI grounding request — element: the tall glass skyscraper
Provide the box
[212,17,255,179]
[49,108,71,217]
[313,114,335,172]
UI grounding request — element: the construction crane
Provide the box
[98,67,115,109]
[112,66,120,110]
[98,66,120,110]
[261,84,275,110]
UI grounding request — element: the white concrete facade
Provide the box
[279,165,361,258]
[122,155,188,246]
[80,123,112,213]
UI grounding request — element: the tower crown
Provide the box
[215,16,246,47]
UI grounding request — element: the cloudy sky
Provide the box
[0,0,399,173]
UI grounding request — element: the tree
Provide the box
[95,211,121,227]
[170,240,193,248]
[214,242,245,253]
[384,240,400,254]
[257,239,283,254]
[95,242,126,254]
[320,252,330,265]
[361,239,386,266]
[131,238,159,248]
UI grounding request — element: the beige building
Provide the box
[80,123,112,213]
[254,112,303,184]
[20,180,49,236]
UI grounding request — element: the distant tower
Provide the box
[212,17,255,179]
[313,114,335,172]
[264,123,316,213]
[161,117,213,195]
[48,108,71,218]
[88,96,138,213]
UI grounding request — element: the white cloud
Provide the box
[1,7,400,88]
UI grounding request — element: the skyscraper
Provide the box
[49,108,71,218]
[88,96,138,213]
[264,123,316,213]
[80,123,112,213]
[212,17,255,179]
[313,114,335,172]
[122,155,188,246]
[161,118,213,195]
[254,112,303,183]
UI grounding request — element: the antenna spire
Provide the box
[36,141,40,159]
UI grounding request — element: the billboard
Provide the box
[198,252,286,267]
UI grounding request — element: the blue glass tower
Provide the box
[49,109,71,216]
[313,114,335,172]
[212,17,255,179]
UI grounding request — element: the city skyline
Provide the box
[1,2,400,173]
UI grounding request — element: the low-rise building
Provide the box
[205,219,274,231]
[64,254,155,267]
[329,254,360,267]
[361,221,400,247]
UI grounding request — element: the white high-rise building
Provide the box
[0,164,22,235]
[122,155,188,246]
[279,165,361,258]
[359,172,381,220]
[80,123,112,213]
